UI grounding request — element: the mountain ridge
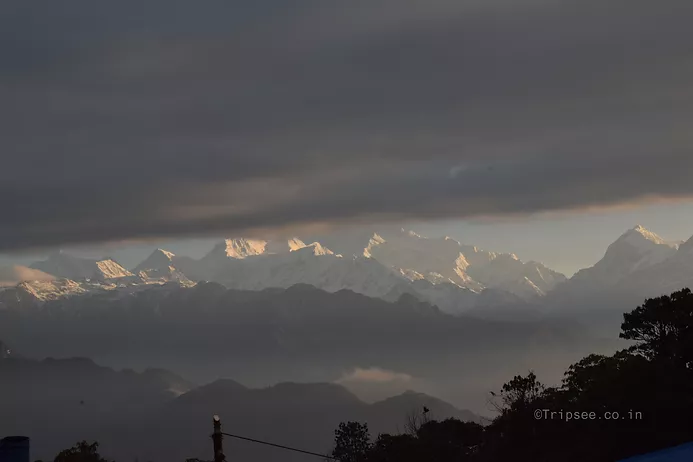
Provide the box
[0,352,481,462]
[558,225,685,296]
[31,252,133,281]
[9,224,693,319]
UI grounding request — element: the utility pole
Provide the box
[212,415,225,462]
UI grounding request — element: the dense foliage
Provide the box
[53,441,109,462]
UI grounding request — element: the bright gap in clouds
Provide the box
[413,199,693,276]
[3,200,693,278]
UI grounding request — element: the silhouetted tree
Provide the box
[332,422,371,462]
[621,288,693,367]
[54,441,109,462]
[403,407,431,435]
[496,371,545,413]
[332,418,484,462]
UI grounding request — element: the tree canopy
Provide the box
[54,441,109,462]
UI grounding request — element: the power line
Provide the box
[220,431,337,460]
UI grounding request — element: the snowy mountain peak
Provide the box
[294,242,334,256]
[221,238,269,259]
[211,237,311,259]
[569,225,678,287]
[454,253,470,272]
[364,234,386,258]
[139,248,175,266]
[616,225,674,251]
[679,235,693,254]
[398,268,426,281]
[401,229,423,238]
[264,238,307,253]
[17,278,88,301]
[133,249,178,278]
[287,238,307,251]
[155,248,175,259]
[95,260,133,279]
[371,233,386,245]
[621,225,672,247]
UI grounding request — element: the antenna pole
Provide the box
[212,415,225,462]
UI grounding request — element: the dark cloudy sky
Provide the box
[2,1,693,260]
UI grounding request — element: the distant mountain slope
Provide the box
[15,278,89,301]
[0,355,194,460]
[369,390,483,425]
[613,233,693,297]
[0,281,592,401]
[0,278,94,308]
[133,248,176,273]
[0,275,196,310]
[0,281,572,352]
[211,244,409,298]
[541,225,693,336]
[133,248,191,282]
[31,252,133,281]
[0,353,480,462]
[0,265,55,287]
[550,225,690,302]
[569,225,679,290]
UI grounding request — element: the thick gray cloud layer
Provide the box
[2,0,692,251]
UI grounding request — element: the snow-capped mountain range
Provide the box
[362,230,566,297]
[3,225,693,316]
